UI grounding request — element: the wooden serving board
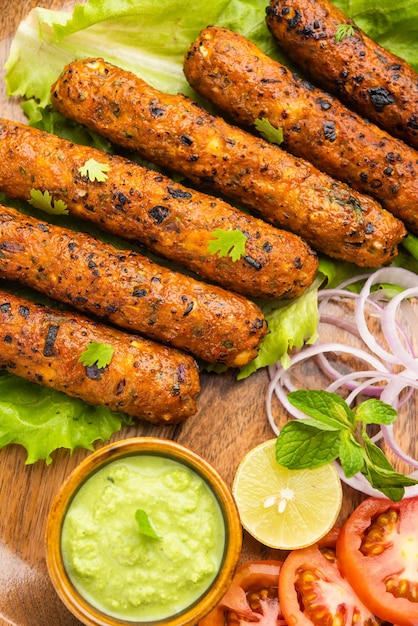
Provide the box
[0,2,404,624]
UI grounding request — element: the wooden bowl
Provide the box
[46,437,242,626]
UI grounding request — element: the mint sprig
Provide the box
[275,390,417,501]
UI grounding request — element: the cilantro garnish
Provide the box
[335,23,356,42]
[135,509,160,539]
[79,158,110,182]
[207,228,247,262]
[29,189,68,215]
[78,341,114,368]
[275,389,418,501]
[254,118,284,145]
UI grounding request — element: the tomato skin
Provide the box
[336,496,418,626]
[278,528,381,626]
[229,559,283,590]
[199,560,285,626]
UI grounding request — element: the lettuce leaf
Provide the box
[4,0,281,115]
[5,0,418,120]
[238,278,321,379]
[0,372,132,464]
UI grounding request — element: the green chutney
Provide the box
[61,454,226,621]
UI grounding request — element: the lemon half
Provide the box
[232,439,342,550]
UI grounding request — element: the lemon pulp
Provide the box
[232,438,342,550]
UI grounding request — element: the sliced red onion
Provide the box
[267,343,390,434]
[267,267,418,499]
[355,268,418,365]
[380,287,418,370]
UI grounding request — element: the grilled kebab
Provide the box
[49,59,405,266]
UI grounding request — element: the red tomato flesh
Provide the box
[337,496,418,626]
[279,528,383,625]
[199,560,286,626]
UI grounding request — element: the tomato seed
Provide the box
[360,509,398,556]
[298,568,319,584]
[385,576,418,603]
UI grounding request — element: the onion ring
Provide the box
[267,268,418,498]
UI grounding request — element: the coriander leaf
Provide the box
[335,23,356,42]
[29,189,68,215]
[339,431,364,478]
[276,420,341,469]
[355,398,398,425]
[207,228,247,262]
[287,389,355,430]
[254,118,284,145]
[78,341,114,368]
[79,158,110,182]
[135,509,160,539]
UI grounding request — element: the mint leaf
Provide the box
[362,432,398,471]
[364,460,418,489]
[207,228,247,262]
[135,509,160,539]
[362,469,405,501]
[79,158,110,182]
[78,341,114,368]
[362,434,418,500]
[362,460,417,501]
[279,389,418,499]
[339,431,364,478]
[276,420,341,469]
[356,398,398,425]
[287,389,354,429]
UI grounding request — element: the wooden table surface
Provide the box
[0,1,408,625]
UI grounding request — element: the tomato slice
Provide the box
[199,560,286,625]
[336,496,418,626]
[278,528,384,625]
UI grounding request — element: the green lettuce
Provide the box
[2,0,418,461]
[4,0,281,118]
[7,0,417,123]
[0,372,132,464]
[238,278,321,379]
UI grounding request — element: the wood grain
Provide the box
[0,2,413,625]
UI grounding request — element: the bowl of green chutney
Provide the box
[46,437,242,626]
